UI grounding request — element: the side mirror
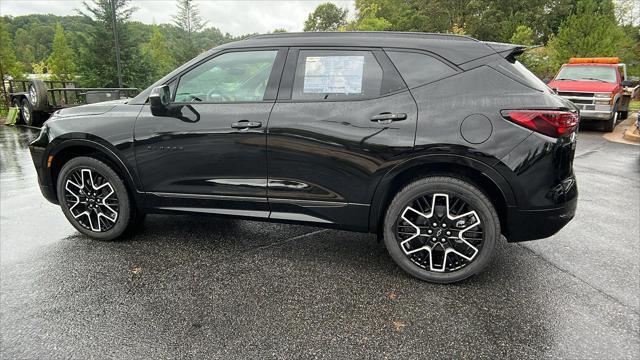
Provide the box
[621,80,634,87]
[543,78,551,84]
[149,85,171,115]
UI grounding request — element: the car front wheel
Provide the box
[56,156,133,241]
[383,176,499,284]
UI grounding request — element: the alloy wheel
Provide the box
[395,193,484,272]
[29,85,38,105]
[64,168,119,232]
[22,105,31,124]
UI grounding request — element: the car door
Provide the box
[266,48,417,230]
[134,48,286,217]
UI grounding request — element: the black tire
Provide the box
[20,98,37,126]
[603,103,618,132]
[56,156,133,241]
[618,111,628,120]
[28,79,48,111]
[383,176,499,284]
[11,98,24,124]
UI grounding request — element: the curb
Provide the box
[602,112,639,146]
[622,118,640,143]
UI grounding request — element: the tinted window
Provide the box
[292,50,383,100]
[387,51,457,88]
[175,50,277,103]
[492,60,550,93]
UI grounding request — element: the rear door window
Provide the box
[386,51,457,88]
[291,50,383,101]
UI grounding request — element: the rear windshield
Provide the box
[555,66,617,83]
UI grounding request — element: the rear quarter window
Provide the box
[491,60,551,93]
[386,51,458,88]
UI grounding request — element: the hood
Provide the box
[548,80,618,93]
[53,98,129,118]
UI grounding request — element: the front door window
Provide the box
[174,50,278,103]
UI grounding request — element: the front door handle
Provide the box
[231,120,262,129]
[370,113,408,124]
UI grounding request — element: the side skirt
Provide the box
[141,192,371,232]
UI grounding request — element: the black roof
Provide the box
[217,32,499,65]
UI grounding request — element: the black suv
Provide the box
[29,32,579,283]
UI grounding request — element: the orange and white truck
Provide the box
[548,57,639,132]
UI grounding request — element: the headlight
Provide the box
[594,93,611,99]
[595,99,611,105]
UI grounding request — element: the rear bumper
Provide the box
[504,196,577,242]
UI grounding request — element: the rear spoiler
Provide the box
[483,41,530,62]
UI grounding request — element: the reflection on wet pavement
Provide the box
[1,126,75,262]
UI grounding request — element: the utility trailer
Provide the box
[3,79,139,126]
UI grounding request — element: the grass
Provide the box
[629,99,640,112]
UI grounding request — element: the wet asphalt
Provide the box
[0,123,638,359]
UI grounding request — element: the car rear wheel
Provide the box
[56,157,133,241]
[383,176,499,283]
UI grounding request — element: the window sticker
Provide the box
[303,56,364,94]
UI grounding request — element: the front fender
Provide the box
[39,134,142,201]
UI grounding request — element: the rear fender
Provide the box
[368,153,516,233]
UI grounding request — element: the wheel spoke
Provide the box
[395,192,484,273]
[64,167,119,233]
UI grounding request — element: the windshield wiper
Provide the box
[580,77,609,83]
[554,78,572,81]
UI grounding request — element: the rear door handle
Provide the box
[370,113,408,124]
[231,120,262,129]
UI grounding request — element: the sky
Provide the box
[0,0,356,36]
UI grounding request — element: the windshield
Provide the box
[555,66,617,83]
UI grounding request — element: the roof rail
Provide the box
[248,31,479,42]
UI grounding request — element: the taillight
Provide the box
[501,110,579,138]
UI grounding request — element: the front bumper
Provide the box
[29,143,58,205]
[579,109,614,121]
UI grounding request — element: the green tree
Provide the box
[14,29,35,72]
[547,0,631,68]
[348,3,392,31]
[48,23,76,80]
[172,0,207,63]
[303,3,348,31]
[510,25,555,79]
[0,18,22,78]
[142,26,175,80]
[510,25,535,46]
[77,0,154,88]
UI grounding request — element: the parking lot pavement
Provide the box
[1,124,638,359]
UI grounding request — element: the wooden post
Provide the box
[0,58,9,108]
